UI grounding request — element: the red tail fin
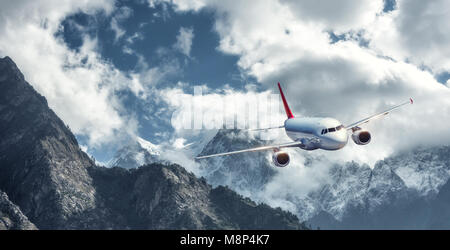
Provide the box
[278,82,294,119]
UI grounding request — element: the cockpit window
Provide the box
[321,125,343,135]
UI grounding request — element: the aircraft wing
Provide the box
[195,141,303,159]
[345,98,413,131]
[247,125,285,131]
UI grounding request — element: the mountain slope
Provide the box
[197,129,276,196]
[89,163,304,229]
[0,56,306,230]
[0,56,98,229]
[0,191,37,230]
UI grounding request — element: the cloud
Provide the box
[173,27,194,57]
[280,0,384,33]
[110,6,133,42]
[0,0,142,148]
[365,0,450,73]
[149,0,206,12]
[258,150,334,219]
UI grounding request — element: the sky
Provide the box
[0,0,449,168]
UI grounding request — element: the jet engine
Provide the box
[272,151,290,167]
[352,130,371,145]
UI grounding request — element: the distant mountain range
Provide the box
[197,129,450,229]
[0,56,307,230]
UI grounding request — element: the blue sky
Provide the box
[59,2,243,87]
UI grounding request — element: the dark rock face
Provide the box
[209,186,302,229]
[0,191,37,230]
[0,56,97,229]
[88,164,305,229]
[0,56,306,230]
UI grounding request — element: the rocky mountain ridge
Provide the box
[0,190,37,230]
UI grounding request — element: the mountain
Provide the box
[197,129,276,196]
[0,56,306,230]
[197,129,450,229]
[428,178,450,229]
[0,56,98,229]
[0,191,37,230]
[107,130,217,170]
[307,146,450,229]
[107,136,161,169]
[89,164,304,229]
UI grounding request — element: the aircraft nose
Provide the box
[333,132,348,146]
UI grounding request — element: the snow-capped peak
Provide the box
[107,136,161,169]
[136,136,160,156]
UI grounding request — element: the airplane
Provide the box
[195,82,413,167]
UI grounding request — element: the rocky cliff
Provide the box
[0,191,36,230]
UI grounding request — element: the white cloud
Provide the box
[149,0,206,12]
[280,0,384,33]
[366,0,450,73]
[0,0,141,147]
[259,150,334,218]
[111,19,126,42]
[110,6,133,42]
[173,27,194,57]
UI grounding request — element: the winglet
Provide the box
[278,82,294,119]
[410,98,414,104]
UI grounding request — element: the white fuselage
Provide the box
[284,117,348,150]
